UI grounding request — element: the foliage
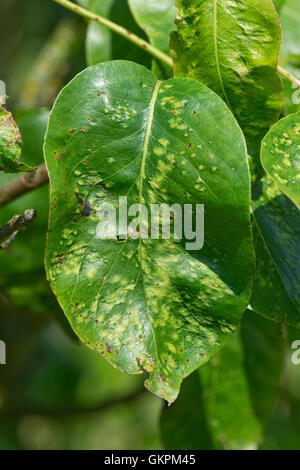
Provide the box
[0,0,299,450]
[0,107,34,173]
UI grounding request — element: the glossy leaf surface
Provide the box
[44,60,253,402]
[261,112,300,209]
[171,0,284,171]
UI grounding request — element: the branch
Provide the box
[51,0,173,68]
[0,163,49,209]
[0,209,37,248]
[2,387,146,419]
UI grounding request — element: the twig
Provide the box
[0,163,49,209]
[0,209,37,248]
[51,1,299,89]
[51,0,173,68]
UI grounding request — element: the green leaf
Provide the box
[80,0,115,65]
[160,371,214,449]
[44,60,253,402]
[280,63,300,116]
[250,215,298,324]
[251,178,300,328]
[170,0,284,172]
[241,309,286,424]
[0,107,34,173]
[260,325,300,450]
[280,0,300,58]
[161,330,262,449]
[261,112,300,209]
[0,109,55,314]
[128,0,175,77]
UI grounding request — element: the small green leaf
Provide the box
[170,0,284,172]
[0,107,34,173]
[273,0,286,11]
[261,112,300,209]
[241,309,286,424]
[251,178,300,328]
[280,64,300,117]
[161,330,262,449]
[160,371,214,449]
[44,60,253,402]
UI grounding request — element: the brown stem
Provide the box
[0,163,49,208]
[0,209,37,247]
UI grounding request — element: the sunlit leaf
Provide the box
[273,0,286,11]
[170,0,284,172]
[44,60,253,402]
